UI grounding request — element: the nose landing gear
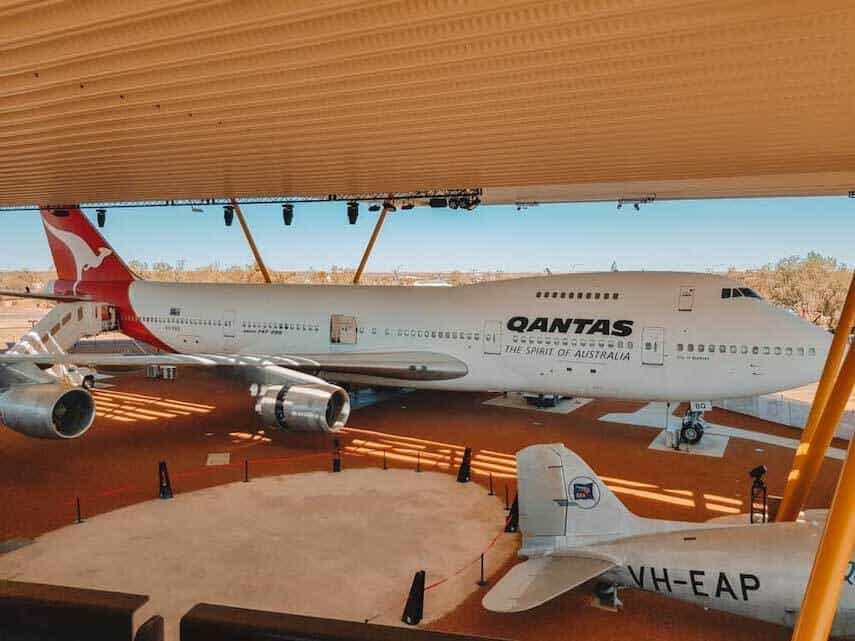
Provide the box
[680,410,707,444]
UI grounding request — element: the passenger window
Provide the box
[808,347,816,356]
[785,347,793,356]
[730,345,736,354]
[560,292,566,299]
[627,341,633,349]
[688,344,694,352]
[698,344,705,352]
[752,346,759,355]
[579,339,586,347]
[617,340,623,348]
[474,333,480,340]
[552,292,558,298]
[452,331,458,339]
[512,335,518,343]
[598,341,605,348]
[603,293,610,300]
[595,293,601,300]
[677,343,684,352]
[563,338,569,346]
[719,345,726,353]
[645,342,652,350]
[709,345,715,353]
[721,288,731,299]
[536,292,542,298]
[774,347,782,355]
[585,292,592,299]
[613,293,619,300]
[741,345,748,354]
[571,339,578,346]
[763,346,770,355]
[798,347,805,356]
[568,292,575,299]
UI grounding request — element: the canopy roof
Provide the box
[1,0,853,207]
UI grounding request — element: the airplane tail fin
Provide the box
[517,444,643,552]
[40,207,137,286]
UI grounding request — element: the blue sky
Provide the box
[1,196,852,273]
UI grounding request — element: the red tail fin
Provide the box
[40,207,136,285]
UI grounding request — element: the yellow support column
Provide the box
[352,203,391,285]
[778,273,855,521]
[231,199,273,284]
[790,346,855,641]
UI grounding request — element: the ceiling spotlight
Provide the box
[96,208,107,228]
[223,205,234,227]
[368,204,381,212]
[428,197,447,208]
[633,202,640,211]
[383,201,397,212]
[448,198,459,210]
[401,202,415,211]
[282,203,294,226]
[347,201,359,225]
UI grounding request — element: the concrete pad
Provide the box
[600,402,848,460]
[648,430,729,458]
[0,469,514,641]
[205,452,230,466]
[483,393,593,414]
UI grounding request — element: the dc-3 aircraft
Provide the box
[483,444,855,635]
[0,207,831,441]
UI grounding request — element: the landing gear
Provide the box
[81,375,95,390]
[680,410,706,445]
[593,581,623,610]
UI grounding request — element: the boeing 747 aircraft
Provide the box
[0,207,831,441]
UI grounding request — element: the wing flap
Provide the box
[482,555,616,613]
[0,351,468,381]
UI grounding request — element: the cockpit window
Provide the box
[721,287,763,300]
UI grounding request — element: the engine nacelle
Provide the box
[0,383,95,439]
[254,383,350,432]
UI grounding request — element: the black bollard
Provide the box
[505,494,519,533]
[243,459,249,483]
[456,447,472,483]
[488,472,495,496]
[401,570,426,625]
[333,438,342,473]
[158,461,173,499]
[477,553,487,586]
[416,451,421,473]
[383,450,388,470]
[75,497,83,524]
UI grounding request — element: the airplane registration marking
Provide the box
[627,566,760,601]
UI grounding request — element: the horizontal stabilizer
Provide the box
[482,554,616,613]
[0,289,90,302]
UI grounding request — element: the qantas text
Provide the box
[507,317,634,337]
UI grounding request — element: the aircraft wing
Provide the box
[0,289,91,302]
[0,351,469,382]
[482,554,617,613]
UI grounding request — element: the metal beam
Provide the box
[778,272,855,521]
[231,199,272,284]
[352,204,391,285]
[790,346,855,641]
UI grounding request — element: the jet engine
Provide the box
[254,382,350,432]
[0,383,95,439]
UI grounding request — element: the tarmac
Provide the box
[0,368,848,641]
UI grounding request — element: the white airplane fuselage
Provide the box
[121,271,830,400]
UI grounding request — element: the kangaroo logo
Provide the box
[44,219,113,294]
[568,476,601,509]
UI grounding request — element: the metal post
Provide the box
[779,273,855,521]
[75,497,83,524]
[231,199,273,284]
[353,203,391,284]
[383,450,388,470]
[781,341,855,522]
[477,553,487,586]
[243,459,249,482]
[416,451,421,473]
[488,472,494,496]
[791,433,855,641]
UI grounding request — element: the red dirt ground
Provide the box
[0,370,846,641]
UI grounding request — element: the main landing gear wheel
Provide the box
[82,375,95,390]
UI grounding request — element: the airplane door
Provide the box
[483,320,502,355]
[678,286,695,311]
[641,327,664,365]
[222,310,237,350]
